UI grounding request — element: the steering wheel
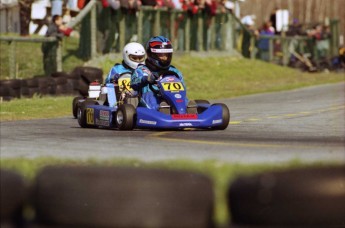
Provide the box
[159,70,180,79]
[149,71,180,94]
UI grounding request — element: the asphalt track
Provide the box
[1,82,344,164]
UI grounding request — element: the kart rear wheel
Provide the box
[77,101,97,128]
[212,103,230,130]
[72,96,84,118]
[116,104,136,130]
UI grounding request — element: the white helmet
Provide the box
[123,42,146,70]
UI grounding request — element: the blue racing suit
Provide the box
[104,62,133,84]
[131,64,187,110]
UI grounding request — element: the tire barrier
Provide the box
[227,165,345,227]
[0,66,103,101]
[0,169,28,227]
[72,66,103,96]
[32,166,215,228]
[0,79,21,101]
[4,165,343,227]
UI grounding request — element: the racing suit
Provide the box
[104,61,133,84]
[131,64,187,110]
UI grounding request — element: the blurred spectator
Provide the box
[308,24,331,59]
[181,0,200,16]
[286,18,305,36]
[220,0,234,14]
[269,7,278,34]
[108,0,121,10]
[241,15,258,58]
[172,0,182,9]
[141,0,158,7]
[120,0,141,14]
[257,21,274,61]
[41,15,72,76]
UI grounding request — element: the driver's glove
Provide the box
[142,68,156,84]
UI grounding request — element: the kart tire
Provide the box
[77,100,97,128]
[115,104,136,130]
[195,99,210,114]
[212,103,230,130]
[32,166,214,228]
[72,96,84,118]
[1,169,27,226]
[228,165,345,227]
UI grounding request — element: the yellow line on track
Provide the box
[146,132,312,149]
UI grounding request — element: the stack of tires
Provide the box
[1,166,215,228]
[2,165,344,227]
[0,66,103,101]
[0,79,21,101]
[227,165,345,227]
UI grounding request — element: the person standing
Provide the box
[41,15,71,76]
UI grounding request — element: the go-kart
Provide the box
[74,72,230,130]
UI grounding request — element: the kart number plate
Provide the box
[162,82,185,92]
[86,108,94,124]
[118,78,132,92]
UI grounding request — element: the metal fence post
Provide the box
[137,9,143,44]
[57,41,62,72]
[90,2,97,59]
[153,10,160,36]
[119,11,125,50]
[184,16,190,52]
[8,40,16,78]
[269,38,274,62]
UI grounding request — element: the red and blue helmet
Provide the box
[146,36,173,70]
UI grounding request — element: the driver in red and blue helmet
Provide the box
[131,36,188,110]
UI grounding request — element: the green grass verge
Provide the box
[1,56,344,121]
[1,36,84,80]
[1,157,337,226]
[93,55,345,99]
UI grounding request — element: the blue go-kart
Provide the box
[75,72,230,130]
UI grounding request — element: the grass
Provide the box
[0,35,84,80]
[1,55,344,121]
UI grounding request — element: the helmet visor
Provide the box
[129,54,145,63]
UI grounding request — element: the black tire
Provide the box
[72,66,103,84]
[0,169,27,226]
[77,101,97,128]
[33,166,214,228]
[0,79,21,89]
[72,96,84,118]
[195,99,210,114]
[25,78,39,88]
[212,103,230,130]
[50,71,70,78]
[0,86,11,97]
[115,104,136,130]
[228,165,345,227]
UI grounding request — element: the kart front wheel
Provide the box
[116,104,136,130]
[212,103,230,130]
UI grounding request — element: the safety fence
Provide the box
[0,2,341,80]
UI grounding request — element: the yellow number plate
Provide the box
[118,78,132,92]
[162,82,185,92]
[86,108,94,124]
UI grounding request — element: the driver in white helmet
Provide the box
[104,42,146,84]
